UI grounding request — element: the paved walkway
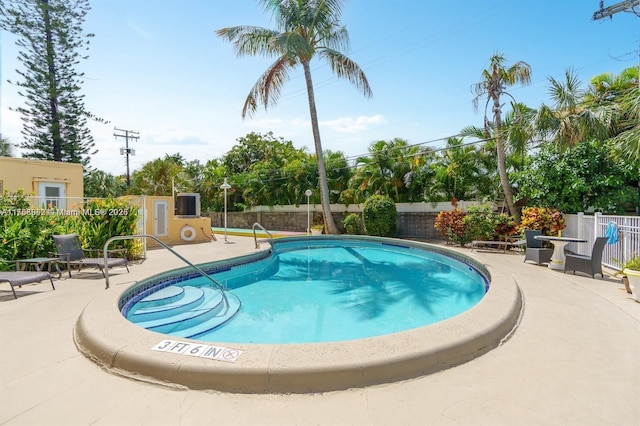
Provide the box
[0,236,638,426]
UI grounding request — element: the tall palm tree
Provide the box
[472,53,531,222]
[217,0,371,234]
[535,69,612,151]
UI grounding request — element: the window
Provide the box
[38,182,66,209]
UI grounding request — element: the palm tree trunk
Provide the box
[493,100,520,222]
[302,61,339,234]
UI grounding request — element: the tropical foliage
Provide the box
[0,190,141,270]
[342,213,362,235]
[129,155,192,196]
[77,198,141,258]
[84,170,127,198]
[67,61,636,222]
[520,207,566,236]
[434,209,468,246]
[514,140,637,214]
[433,205,579,252]
[463,205,497,242]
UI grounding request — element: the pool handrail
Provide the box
[103,234,229,308]
[252,222,274,249]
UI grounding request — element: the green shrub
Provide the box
[362,195,397,237]
[463,204,496,241]
[0,191,142,270]
[494,213,518,239]
[342,213,362,235]
[78,198,142,259]
[0,190,74,270]
[435,207,519,246]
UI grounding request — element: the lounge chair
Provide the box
[564,237,608,278]
[52,233,129,278]
[470,237,525,253]
[0,271,55,299]
[523,230,553,265]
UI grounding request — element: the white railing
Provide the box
[252,222,274,249]
[565,213,640,270]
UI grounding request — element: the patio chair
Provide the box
[0,271,55,299]
[523,230,553,266]
[52,233,129,278]
[564,237,608,279]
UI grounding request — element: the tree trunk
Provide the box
[493,99,520,222]
[40,0,63,161]
[302,61,339,234]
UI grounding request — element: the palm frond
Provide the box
[242,56,294,118]
[215,26,278,57]
[318,48,372,97]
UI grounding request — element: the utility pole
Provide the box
[592,0,640,20]
[113,127,139,186]
[593,1,640,89]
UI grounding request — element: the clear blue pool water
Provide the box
[125,238,488,344]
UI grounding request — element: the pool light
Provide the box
[220,178,232,243]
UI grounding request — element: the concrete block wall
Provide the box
[209,211,442,241]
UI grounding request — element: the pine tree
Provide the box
[0,0,103,166]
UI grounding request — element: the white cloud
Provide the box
[320,114,386,133]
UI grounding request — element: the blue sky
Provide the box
[1,0,638,174]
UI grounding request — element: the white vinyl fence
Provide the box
[564,213,640,271]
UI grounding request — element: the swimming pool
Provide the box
[122,238,488,343]
[74,235,523,393]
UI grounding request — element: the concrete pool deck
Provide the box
[1,236,638,425]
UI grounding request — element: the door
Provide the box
[38,182,66,209]
[154,200,169,237]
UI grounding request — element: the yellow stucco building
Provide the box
[0,157,84,209]
[125,195,213,248]
[0,158,212,248]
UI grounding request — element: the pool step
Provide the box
[128,286,206,322]
[129,285,240,337]
[170,293,241,339]
[137,285,184,307]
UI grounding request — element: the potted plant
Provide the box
[310,224,324,235]
[619,255,640,302]
[549,209,566,237]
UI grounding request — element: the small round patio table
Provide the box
[534,235,587,271]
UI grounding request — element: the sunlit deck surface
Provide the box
[1,236,637,425]
[211,226,306,238]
